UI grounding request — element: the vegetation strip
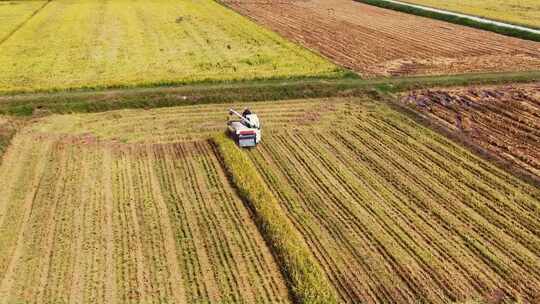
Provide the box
[1,71,539,116]
[355,0,540,42]
[212,133,339,304]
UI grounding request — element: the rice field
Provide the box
[399,0,540,29]
[13,97,540,304]
[0,132,291,303]
[0,0,341,93]
[0,1,46,42]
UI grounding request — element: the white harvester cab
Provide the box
[227,108,262,148]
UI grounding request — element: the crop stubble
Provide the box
[223,0,540,77]
[2,98,539,303]
[401,83,540,177]
[0,132,290,303]
[244,103,540,303]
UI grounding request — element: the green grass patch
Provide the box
[1,71,538,117]
[211,133,339,304]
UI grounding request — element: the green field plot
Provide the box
[0,1,46,42]
[0,0,341,93]
[400,0,540,28]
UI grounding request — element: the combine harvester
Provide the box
[227,108,261,148]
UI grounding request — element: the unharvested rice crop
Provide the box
[0,0,341,93]
[399,0,540,29]
[0,1,46,42]
[0,133,291,303]
[222,0,540,77]
[401,83,540,178]
[26,97,540,303]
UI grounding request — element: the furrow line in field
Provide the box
[42,143,84,303]
[372,116,540,251]
[32,143,70,304]
[195,142,258,302]
[101,148,117,304]
[174,143,224,302]
[131,148,172,302]
[319,131,494,298]
[251,138,366,303]
[271,133,414,302]
[0,138,53,302]
[69,145,91,304]
[289,132,454,302]
[198,142,288,302]
[327,130,504,297]
[146,145,186,304]
[350,120,540,294]
[190,142,245,302]
[156,144,210,302]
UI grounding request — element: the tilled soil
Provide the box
[401,83,540,177]
[222,0,540,77]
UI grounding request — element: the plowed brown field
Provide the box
[401,83,540,177]
[222,0,540,77]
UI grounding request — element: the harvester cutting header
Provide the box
[227,107,261,148]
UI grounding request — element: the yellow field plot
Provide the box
[0,1,46,42]
[0,132,291,303]
[0,0,341,93]
[32,98,356,143]
[400,0,540,28]
[10,97,540,303]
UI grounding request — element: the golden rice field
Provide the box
[7,97,537,304]
[0,0,340,93]
[400,0,540,28]
[0,1,46,42]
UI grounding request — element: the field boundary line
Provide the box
[0,71,539,116]
[355,0,540,42]
[385,97,540,188]
[211,134,340,304]
[0,0,52,47]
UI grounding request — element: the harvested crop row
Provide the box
[0,132,291,303]
[400,83,540,178]
[246,103,540,303]
[222,0,540,77]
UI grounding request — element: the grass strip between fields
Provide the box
[211,133,340,304]
[355,0,540,42]
[1,71,538,116]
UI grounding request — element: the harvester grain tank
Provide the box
[227,108,261,148]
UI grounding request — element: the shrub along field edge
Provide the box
[1,71,538,116]
[355,0,540,42]
[211,133,340,304]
